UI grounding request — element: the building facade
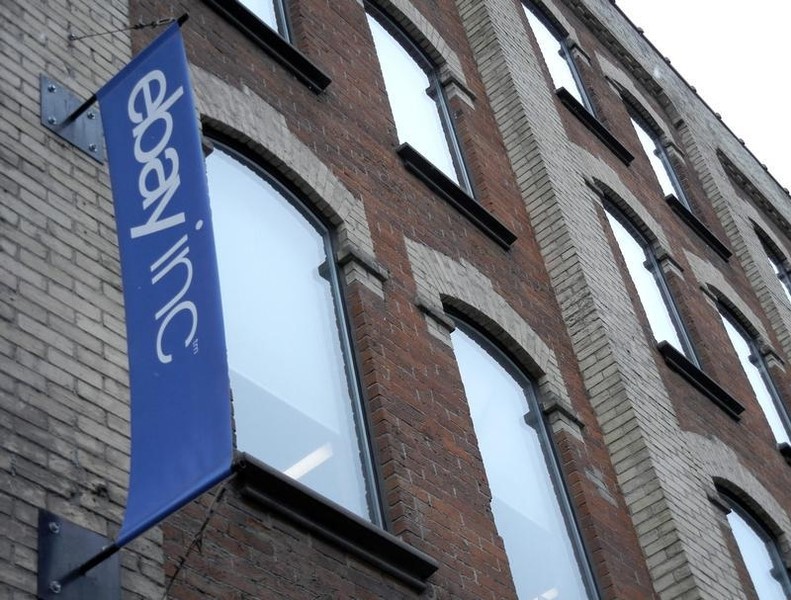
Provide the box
[1,0,790,598]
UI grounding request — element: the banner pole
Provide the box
[39,12,229,597]
[47,460,242,595]
[55,543,120,588]
[56,13,189,129]
[48,465,239,594]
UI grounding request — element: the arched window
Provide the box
[205,143,380,522]
[604,204,697,362]
[522,1,592,112]
[627,110,688,208]
[238,0,290,38]
[721,492,791,599]
[718,307,791,446]
[450,322,596,600]
[365,3,472,192]
[756,229,791,305]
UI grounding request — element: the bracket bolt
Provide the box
[47,84,56,92]
[49,581,62,594]
[88,144,97,152]
[48,521,60,534]
[47,117,57,125]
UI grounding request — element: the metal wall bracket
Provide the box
[37,509,120,600]
[40,75,105,163]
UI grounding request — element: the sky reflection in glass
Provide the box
[605,210,685,355]
[523,5,586,107]
[206,148,370,519]
[451,327,589,600]
[765,251,791,305]
[367,13,460,185]
[726,507,789,599]
[719,314,790,446]
[630,117,677,201]
[238,0,279,32]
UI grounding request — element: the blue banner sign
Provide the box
[96,23,232,546]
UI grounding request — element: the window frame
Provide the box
[202,0,330,92]
[717,305,791,447]
[450,317,601,600]
[237,0,292,39]
[604,202,699,364]
[520,3,636,166]
[756,229,791,305]
[720,490,791,598]
[206,138,385,527]
[364,1,474,195]
[522,0,594,114]
[627,108,690,209]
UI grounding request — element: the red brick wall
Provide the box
[130,0,657,597]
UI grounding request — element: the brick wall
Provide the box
[134,0,652,597]
[2,0,789,598]
[457,0,791,597]
[0,1,168,598]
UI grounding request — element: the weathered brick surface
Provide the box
[3,0,790,598]
[128,0,652,597]
[457,0,791,597]
[0,0,168,597]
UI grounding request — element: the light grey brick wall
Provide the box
[705,152,791,363]
[0,1,166,597]
[596,52,671,139]
[584,0,791,367]
[683,431,791,574]
[684,251,771,340]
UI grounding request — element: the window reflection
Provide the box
[724,498,791,599]
[523,3,590,111]
[206,146,373,520]
[766,253,791,305]
[629,115,687,207]
[605,207,693,360]
[451,325,592,600]
[719,311,790,446]
[366,9,469,190]
[238,0,286,36]
[758,234,791,305]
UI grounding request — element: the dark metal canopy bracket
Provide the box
[37,509,120,599]
[40,75,105,163]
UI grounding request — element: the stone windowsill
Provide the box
[202,0,331,93]
[235,453,439,591]
[665,194,732,261]
[658,341,745,420]
[556,87,634,166]
[396,143,517,250]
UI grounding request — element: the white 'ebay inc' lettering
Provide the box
[127,69,197,364]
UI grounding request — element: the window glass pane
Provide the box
[719,315,790,445]
[605,211,685,354]
[206,148,371,519]
[726,508,788,599]
[451,328,589,600]
[630,117,676,199]
[766,252,791,304]
[366,13,460,185]
[238,0,280,32]
[522,5,585,106]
